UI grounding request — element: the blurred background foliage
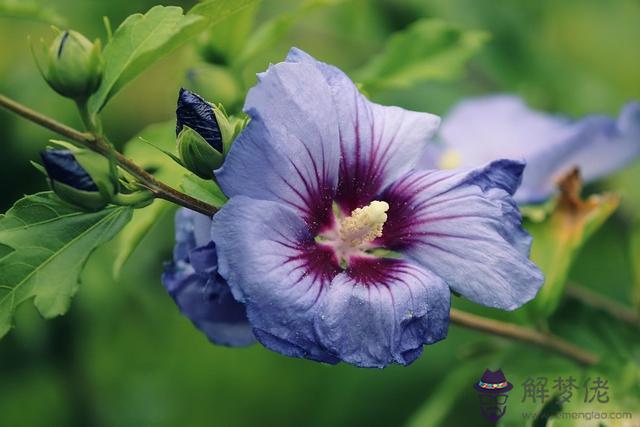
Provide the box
[1,0,639,426]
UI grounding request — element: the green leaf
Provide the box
[607,162,640,217]
[354,19,488,93]
[189,0,260,25]
[0,243,14,260]
[0,192,132,338]
[89,6,207,113]
[138,136,184,167]
[0,0,65,25]
[527,170,620,318]
[112,121,185,278]
[235,0,344,66]
[631,221,640,310]
[180,173,228,208]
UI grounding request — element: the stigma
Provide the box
[339,200,389,247]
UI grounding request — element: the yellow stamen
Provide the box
[339,200,389,247]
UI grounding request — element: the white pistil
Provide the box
[339,200,390,247]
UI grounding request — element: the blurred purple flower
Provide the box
[205,49,543,368]
[418,95,640,204]
[162,209,255,347]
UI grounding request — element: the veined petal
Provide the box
[420,95,640,203]
[317,257,450,368]
[212,197,340,362]
[218,48,441,230]
[288,48,441,212]
[379,161,544,310]
[216,53,342,231]
[162,209,255,347]
[212,197,451,367]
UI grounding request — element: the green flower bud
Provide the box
[224,112,249,154]
[215,104,247,156]
[40,148,117,211]
[176,126,224,179]
[45,29,103,100]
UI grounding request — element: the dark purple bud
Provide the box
[176,88,223,152]
[40,149,98,191]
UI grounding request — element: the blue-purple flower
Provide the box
[162,209,255,347]
[199,48,543,368]
[418,95,640,204]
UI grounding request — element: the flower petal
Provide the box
[531,101,640,197]
[430,95,571,165]
[420,95,640,203]
[162,209,254,347]
[212,196,340,362]
[215,52,342,231]
[316,257,450,368]
[212,196,451,367]
[217,48,441,230]
[171,208,197,261]
[379,160,544,310]
[288,48,441,212]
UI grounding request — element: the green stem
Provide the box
[75,99,114,183]
[111,190,154,208]
[75,99,103,134]
[566,283,640,329]
[75,99,95,131]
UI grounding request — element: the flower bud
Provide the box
[45,29,103,100]
[176,126,224,179]
[40,148,116,211]
[176,88,240,178]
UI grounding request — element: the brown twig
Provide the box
[0,94,217,216]
[566,283,640,329]
[450,308,599,366]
